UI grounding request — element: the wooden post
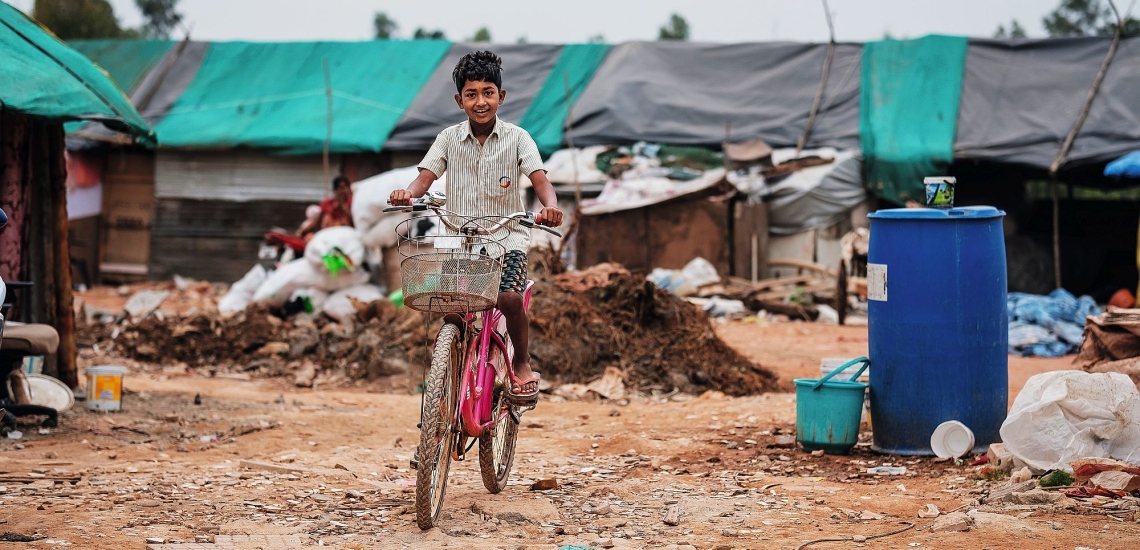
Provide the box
[323,57,333,186]
[49,125,78,389]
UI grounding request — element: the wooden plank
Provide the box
[577,209,650,272]
[647,199,730,275]
[731,200,769,280]
[149,235,265,283]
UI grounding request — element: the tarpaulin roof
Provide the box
[153,40,450,154]
[955,37,1140,170]
[69,39,174,94]
[0,3,151,138]
[383,43,565,151]
[63,35,1140,190]
[566,41,863,150]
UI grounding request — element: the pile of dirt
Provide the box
[77,250,777,396]
[79,303,431,391]
[528,249,778,396]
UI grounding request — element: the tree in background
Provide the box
[1043,0,1140,36]
[136,0,182,39]
[469,27,492,42]
[413,28,446,40]
[32,0,126,39]
[994,19,1028,38]
[587,33,605,43]
[658,13,689,40]
[373,12,397,39]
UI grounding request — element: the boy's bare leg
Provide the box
[496,291,537,395]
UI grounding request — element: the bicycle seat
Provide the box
[2,323,59,356]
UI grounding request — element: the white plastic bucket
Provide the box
[86,366,128,411]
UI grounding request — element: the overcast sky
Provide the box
[12,0,1065,43]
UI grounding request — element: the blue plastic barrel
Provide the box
[866,206,1008,455]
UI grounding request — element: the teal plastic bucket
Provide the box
[795,357,869,455]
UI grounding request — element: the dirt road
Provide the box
[1,322,1135,549]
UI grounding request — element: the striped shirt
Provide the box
[419,118,545,252]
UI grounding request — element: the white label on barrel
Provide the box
[867,263,888,301]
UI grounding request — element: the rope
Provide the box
[795,521,916,550]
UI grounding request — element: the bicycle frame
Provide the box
[456,280,533,440]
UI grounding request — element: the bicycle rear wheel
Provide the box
[415,322,463,530]
[478,345,519,493]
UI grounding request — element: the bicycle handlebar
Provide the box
[385,199,563,238]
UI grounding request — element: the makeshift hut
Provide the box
[0,4,152,387]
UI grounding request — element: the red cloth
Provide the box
[319,197,353,228]
[265,231,308,254]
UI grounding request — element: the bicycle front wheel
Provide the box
[478,345,519,493]
[415,322,463,530]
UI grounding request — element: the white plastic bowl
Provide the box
[931,420,975,458]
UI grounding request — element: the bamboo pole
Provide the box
[796,0,836,155]
[1045,1,1129,290]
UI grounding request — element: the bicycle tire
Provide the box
[478,342,519,493]
[415,322,463,530]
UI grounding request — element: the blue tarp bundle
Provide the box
[1105,150,1140,178]
[1008,289,1099,357]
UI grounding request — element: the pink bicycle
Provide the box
[384,193,561,529]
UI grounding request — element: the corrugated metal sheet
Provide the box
[155,150,336,202]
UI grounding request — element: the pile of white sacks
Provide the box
[217,166,445,321]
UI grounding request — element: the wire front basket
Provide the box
[395,215,509,314]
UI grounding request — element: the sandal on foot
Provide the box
[507,371,541,400]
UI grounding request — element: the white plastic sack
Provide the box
[322,285,386,322]
[352,166,447,230]
[252,259,326,306]
[1000,371,1140,471]
[544,146,609,185]
[304,226,366,273]
[218,265,268,316]
[289,287,329,313]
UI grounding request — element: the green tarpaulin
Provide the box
[517,43,610,154]
[0,3,151,138]
[153,40,451,154]
[70,39,174,94]
[861,35,968,204]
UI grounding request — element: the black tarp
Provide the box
[565,41,863,150]
[955,37,1140,171]
[383,43,563,151]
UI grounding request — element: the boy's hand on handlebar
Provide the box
[389,189,414,206]
[536,207,563,227]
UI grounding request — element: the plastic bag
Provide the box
[1000,371,1140,471]
[304,226,365,275]
[646,257,721,297]
[218,265,268,316]
[322,285,387,322]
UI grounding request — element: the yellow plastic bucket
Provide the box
[86,366,128,411]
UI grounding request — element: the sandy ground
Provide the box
[1,322,1136,550]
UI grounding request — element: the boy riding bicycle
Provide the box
[390,50,563,401]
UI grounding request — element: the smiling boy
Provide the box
[390,50,563,400]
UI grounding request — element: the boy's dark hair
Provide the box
[452,50,502,93]
[332,175,350,191]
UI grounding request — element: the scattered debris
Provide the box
[932,512,973,533]
[917,504,940,518]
